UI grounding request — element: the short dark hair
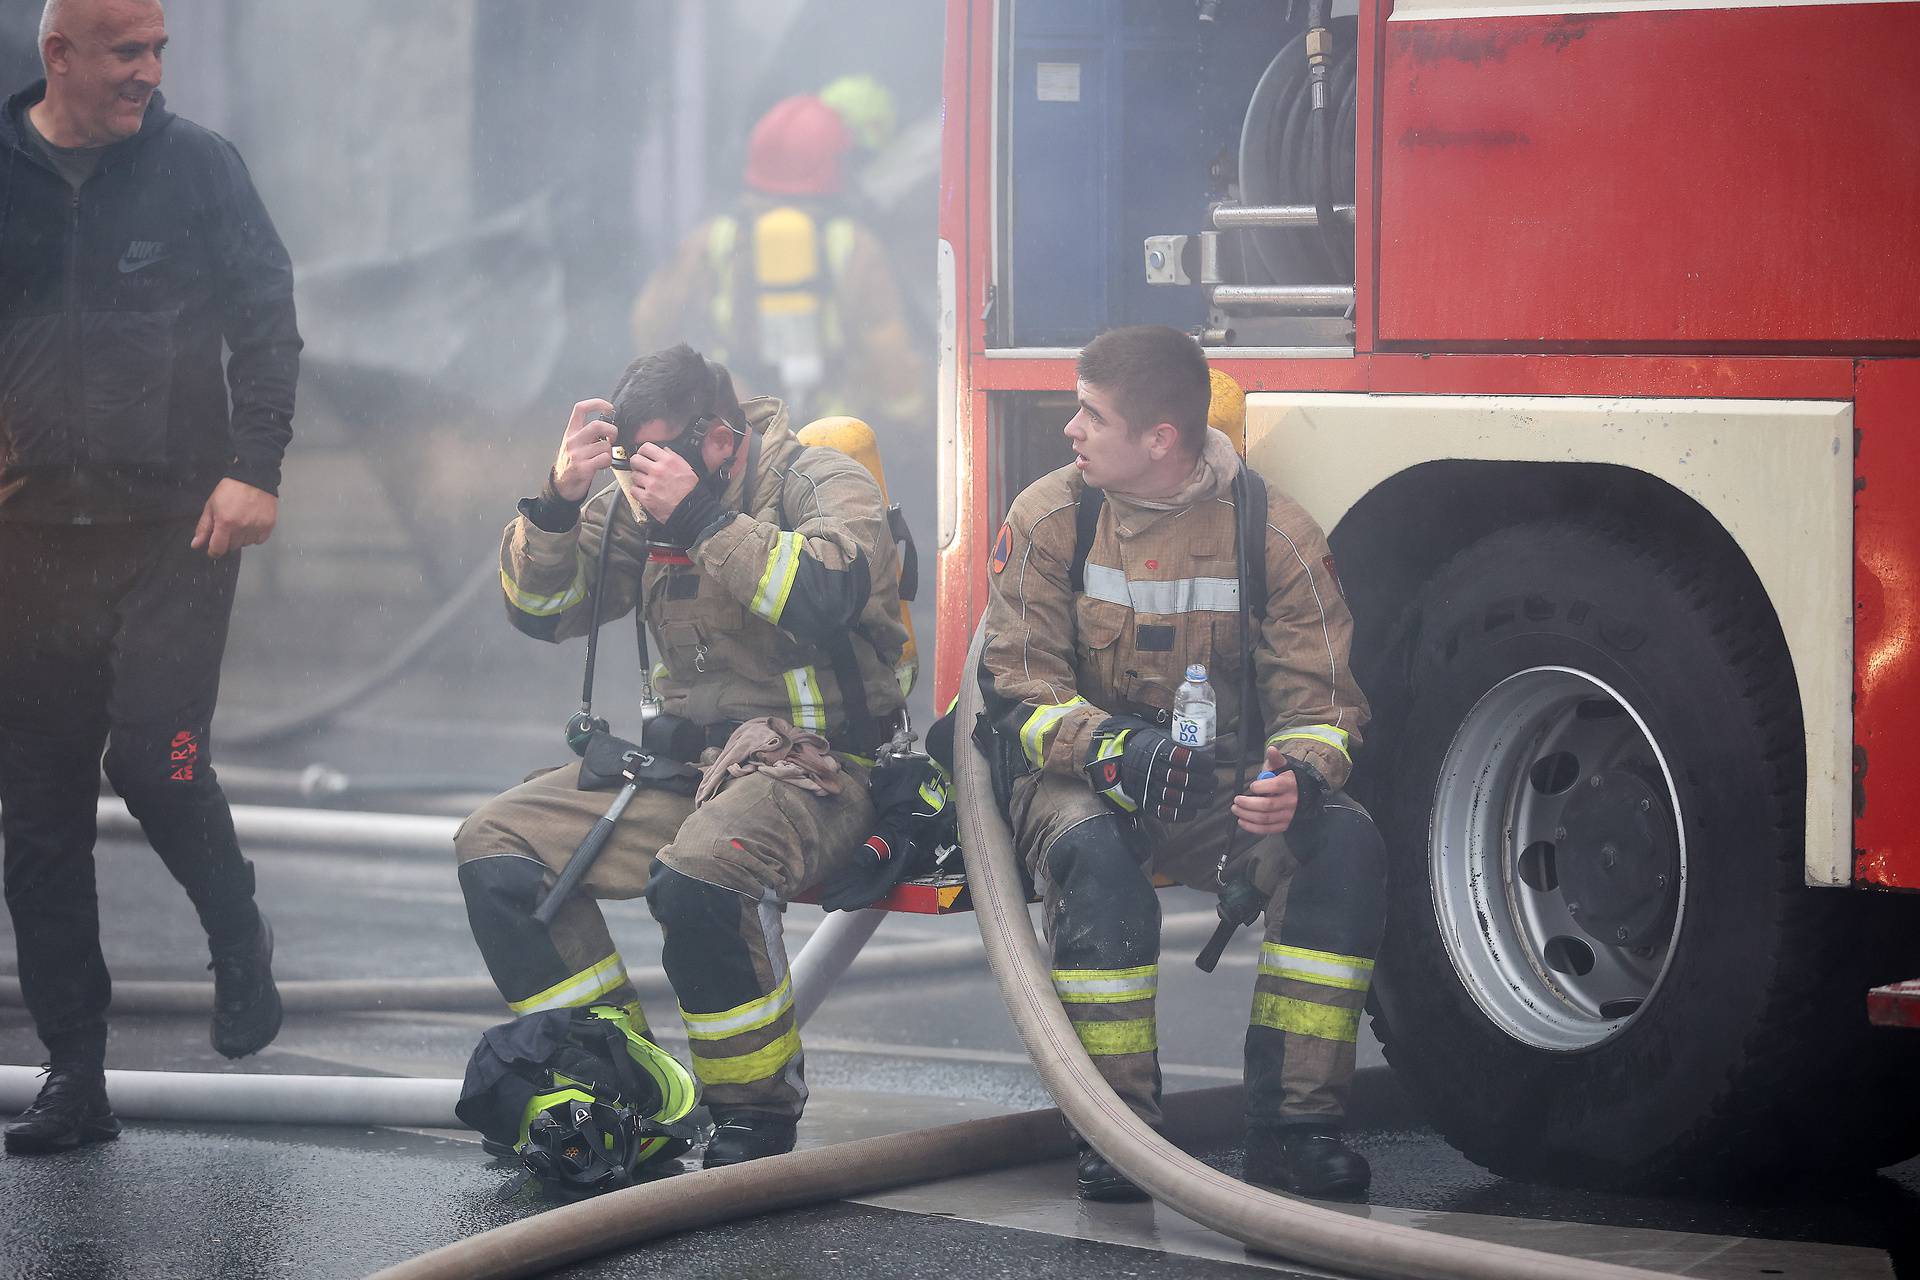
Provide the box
[609,344,746,448]
[1076,326,1211,455]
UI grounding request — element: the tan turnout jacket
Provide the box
[498,398,908,747]
[979,430,1368,790]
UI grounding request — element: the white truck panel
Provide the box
[1244,393,1853,885]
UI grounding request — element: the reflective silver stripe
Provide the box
[1082,564,1240,615]
[1270,723,1353,762]
[1020,697,1085,767]
[1052,967,1158,1002]
[509,954,629,1015]
[680,975,795,1040]
[1259,942,1373,991]
[783,665,826,731]
[750,531,804,622]
[501,548,590,617]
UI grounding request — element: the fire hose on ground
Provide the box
[358,624,1670,1280]
[0,634,1676,1279]
[219,555,500,750]
[0,905,908,1017]
[948,623,1668,1280]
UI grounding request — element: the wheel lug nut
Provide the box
[1639,798,1651,813]
[1589,775,1604,788]
[1554,827,1568,841]
[1615,927,1629,942]
[1568,901,1581,916]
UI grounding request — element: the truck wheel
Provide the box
[1367,522,1920,1189]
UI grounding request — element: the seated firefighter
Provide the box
[455,343,909,1168]
[977,326,1389,1202]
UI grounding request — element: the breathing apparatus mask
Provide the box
[608,411,746,534]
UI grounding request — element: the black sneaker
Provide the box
[701,1110,797,1168]
[1075,1144,1150,1202]
[4,1066,121,1155]
[209,914,283,1059]
[1243,1123,1371,1201]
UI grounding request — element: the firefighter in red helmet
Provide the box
[630,94,928,434]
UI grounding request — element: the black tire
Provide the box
[1366,521,1920,1190]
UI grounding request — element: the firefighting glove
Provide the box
[1284,755,1330,824]
[1084,715,1216,822]
[817,756,955,911]
[656,478,731,550]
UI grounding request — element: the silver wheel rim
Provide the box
[1430,666,1687,1052]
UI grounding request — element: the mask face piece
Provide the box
[609,414,740,531]
[662,421,715,484]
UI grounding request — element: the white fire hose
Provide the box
[949,621,1670,1280]
[0,633,1676,1280]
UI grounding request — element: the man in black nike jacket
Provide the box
[0,0,301,1155]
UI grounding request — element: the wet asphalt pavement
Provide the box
[3,826,1916,1280]
[2,546,1918,1279]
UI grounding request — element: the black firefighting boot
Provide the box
[209,913,282,1059]
[5,1064,120,1155]
[1075,1141,1150,1203]
[702,1110,798,1167]
[1243,1122,1371,1200]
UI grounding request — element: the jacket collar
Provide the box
[729,395,800,514]
[1,80,174,167]
[1103,428,1241,535]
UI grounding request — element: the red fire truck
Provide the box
[930,0,1920,1188]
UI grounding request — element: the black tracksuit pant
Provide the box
[0,519,260,1063]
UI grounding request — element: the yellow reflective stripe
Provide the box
[1072,1017,1157,1056]
[690,1025,801,1086]
[750,531,805,622]
[1089,729,1137,812]
[1251,993,1362,1043]
[679,976,794,1041]
[1053,964,1158,1005]
[824,217,856,277]
[708,215,738,333]
[501,548,590,618]
[510,954,627,1015]
[1258,943,1374,992]
[783,666,826,731]
[1020,696,1087,768]
[1268,724,1353,763]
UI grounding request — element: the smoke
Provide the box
[0,0,946,771]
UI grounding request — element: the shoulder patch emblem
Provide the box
[990,522,1013,574]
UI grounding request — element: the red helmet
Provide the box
[743,95,852,197]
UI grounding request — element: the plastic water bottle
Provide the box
[1173,664,1216,749]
